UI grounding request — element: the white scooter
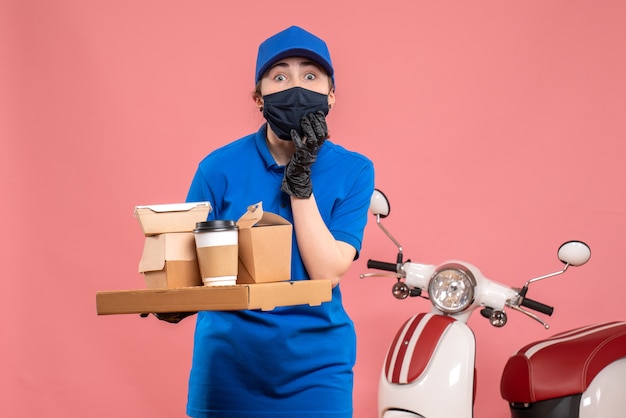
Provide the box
[360,189,626,418]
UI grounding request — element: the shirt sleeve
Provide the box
[328,158,375,260]
[186,161,219,221]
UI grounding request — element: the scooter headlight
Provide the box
[428,263,476,313]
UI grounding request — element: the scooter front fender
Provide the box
[379,313,476,418]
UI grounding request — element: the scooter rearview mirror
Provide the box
[525,240,591,288]
[369,189,390,218]
[558,241,591,267]
[369,189,403,264]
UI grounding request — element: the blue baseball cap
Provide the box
[255,26,334,85]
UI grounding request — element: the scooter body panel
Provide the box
[579,357,626,418]
[379,313,476,418]
[382,411,425,418]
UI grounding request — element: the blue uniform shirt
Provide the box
[186,125,375,418]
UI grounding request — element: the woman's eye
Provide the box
[274,74,287,81]
[304,73,316,80]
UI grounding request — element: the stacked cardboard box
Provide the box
[96,280,332,314]
[135,202,212,289]
[235,202,292,284]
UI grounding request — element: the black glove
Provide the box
[139,312,196,324]
[281,111,328,198]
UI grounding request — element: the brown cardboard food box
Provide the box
[96,280,332,315]
[134,202,211,236]
[236,202,292,284]
[134,202,211,288]
[138,233,203,289]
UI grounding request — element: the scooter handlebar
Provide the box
[367,259,399,273]
[521,297,554,316]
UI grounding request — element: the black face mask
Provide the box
[262,87,330,141]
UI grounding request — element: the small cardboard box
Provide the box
[134,202,211,236]
[236,202,292,284]
[96,280,332,315]
[138,233,203,289]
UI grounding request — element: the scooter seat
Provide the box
[500,321,626,403]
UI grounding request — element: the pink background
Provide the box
[2,1,625,417]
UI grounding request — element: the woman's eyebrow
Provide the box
[269,62,289,71]
[267,61,289,73]
[269,60,321,72]
[299,61,322,70]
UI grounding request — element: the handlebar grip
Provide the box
[367,259,398,272]
[521,297,554,316]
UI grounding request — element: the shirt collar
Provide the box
[255,123,284,170]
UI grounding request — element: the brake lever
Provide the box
[507,304,550,329]
[359,272,401,279]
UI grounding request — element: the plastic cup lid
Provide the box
[194,220,238,233]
